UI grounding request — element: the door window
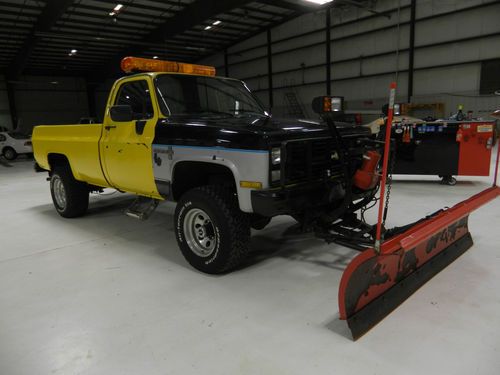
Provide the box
[115,80,154,120]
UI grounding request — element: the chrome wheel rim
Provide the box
[183,208,217,257]
[52,176,67,210]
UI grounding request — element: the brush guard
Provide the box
[333,83,500,340]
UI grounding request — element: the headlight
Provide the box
[271,147,281,165]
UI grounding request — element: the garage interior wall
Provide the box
[0,76,12,130]
[0,76,89,134]
[200,0,500,120]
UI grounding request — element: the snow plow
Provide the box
[332,84,500,339]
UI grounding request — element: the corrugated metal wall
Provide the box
[201,0,500,120]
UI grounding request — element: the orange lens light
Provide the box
[323,97,332,112]
[120,56,216,76]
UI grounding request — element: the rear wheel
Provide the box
[174,186,250,274]
[3,147,17,160]
[50,167,89,218]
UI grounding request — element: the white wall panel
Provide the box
[415,2,500,46]
[413,64,481,95]
[417,0,491,18]
[332,25,410,62]
[273,44,325,71]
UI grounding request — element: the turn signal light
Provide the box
[121,56,216,76]
[240,181,262,189]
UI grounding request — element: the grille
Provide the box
[282,137,342,185]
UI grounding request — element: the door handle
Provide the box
[105,125,117,131]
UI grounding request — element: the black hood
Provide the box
[154,115,370,151]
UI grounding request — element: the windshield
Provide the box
[155,74,267,119]
[8,132,30,139]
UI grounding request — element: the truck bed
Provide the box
[33,124,109,187]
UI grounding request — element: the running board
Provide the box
[125,196,159,220]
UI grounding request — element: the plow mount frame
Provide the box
[336,82,500,340]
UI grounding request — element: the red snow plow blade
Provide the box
[337,84,500,340]
[339,186,500,339]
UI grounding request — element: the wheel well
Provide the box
[2,146,15,153]
[47,154,70,172]
[172,161,236,201]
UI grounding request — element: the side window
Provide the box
[0,134,6,142]
[115,80,154,120]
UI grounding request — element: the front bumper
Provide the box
[251,180,344,217]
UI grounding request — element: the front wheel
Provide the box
[50,167,89,218]
[174,186,250,274]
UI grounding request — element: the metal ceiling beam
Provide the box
[70,5,175,23]
[7,0,74,79]
[89,0,255,80]
[255,0,317,13]
[138,0,255,46]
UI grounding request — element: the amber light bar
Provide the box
[120,56,216,76]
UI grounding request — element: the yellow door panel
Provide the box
[100,76,161,198]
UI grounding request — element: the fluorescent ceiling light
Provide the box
[304,0,334,4]
[213,20,221,25]
[204,25,212,30]
[71,49,77,53]
[113,4,123,11]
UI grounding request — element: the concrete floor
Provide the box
[1,157,499,375]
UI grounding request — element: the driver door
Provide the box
[101,77,159,197]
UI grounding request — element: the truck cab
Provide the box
[33,57,378,274]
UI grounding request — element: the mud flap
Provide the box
[339,186,500,340]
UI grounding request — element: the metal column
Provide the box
[267,29,274,109]
[407,0,416,103]
[5,78,18,130]
[326,8,332,96]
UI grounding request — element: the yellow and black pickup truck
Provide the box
[33,57,379,274]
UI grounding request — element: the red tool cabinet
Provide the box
[392,120,496,183]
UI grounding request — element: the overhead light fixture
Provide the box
[213,20,222,25]
[71,49,77,53]
[153,56,159,59]
[185,46,206,51]
[204,25,212,30]
[68,49,77,56]
[304,0,334,4]
[109,4,123,17]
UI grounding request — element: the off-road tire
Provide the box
[175,185,251,274]
[50,167,89,218]
[3,147,17,161]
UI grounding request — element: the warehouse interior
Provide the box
[1,0,500,374]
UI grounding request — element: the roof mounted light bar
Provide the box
[120,56,216,76]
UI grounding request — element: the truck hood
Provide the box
[164,115,367,138]
[155,115,371,151]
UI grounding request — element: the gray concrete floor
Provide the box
[1,157,499,375]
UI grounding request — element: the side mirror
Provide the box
[110,105,134,122]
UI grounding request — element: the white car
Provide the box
[0,131,33,160]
